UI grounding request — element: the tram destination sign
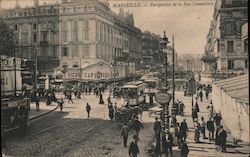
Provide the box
[155,93,172,105]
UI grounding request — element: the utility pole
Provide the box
[14,48,17,96]
[172,35,175,105]
[227,52,229,78]
[113,51,116,96]
[35,46,38,89]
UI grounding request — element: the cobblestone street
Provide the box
[3,92,155,157]
[2,91,250,157]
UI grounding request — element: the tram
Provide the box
[1,55,30,138]
[144,78,160,94]
[121,81,146,106]
[115,81,145,126]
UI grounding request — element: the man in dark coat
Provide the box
[107,95,111,104]
[108,103,114,121]
[68,92,73,103]
[192,109,198,123]
[155,140,161,157]
[180,140,189,157]
[207,117,215,141]
[199,90,203,102]
[35,94,40,111]
[58,98,64,112]
[218,125,227,152]
[180,119,188,142]
[154,117,162,142]
[214,113,222,127]
[179,101,185,116]
[194,102,200,112]
[120,123,129,147]
[133,117,144,137]
[165,129,173,157]
[129,135,140,157]
[99,93,104,104]
[86,103,91,118]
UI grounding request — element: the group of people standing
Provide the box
[192,88,227,153]
[120,116,144,157]
[153,117,189,157]
[152,112,226,156]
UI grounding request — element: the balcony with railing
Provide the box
[222,52,248,59]
[40,41,48,46]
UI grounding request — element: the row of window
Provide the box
[226,40,247,53]
[14,22,57,31]
[15,47,57,59]
[62,5,95,13]
[228,60,248,70]
[62,45,89,58]
[61,44,139,61]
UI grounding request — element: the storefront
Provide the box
[63,61,126,82]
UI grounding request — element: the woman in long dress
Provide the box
[194,119,200,143]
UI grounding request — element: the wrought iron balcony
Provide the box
[40,41,48,46]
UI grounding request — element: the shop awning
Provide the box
[213,74,249,104]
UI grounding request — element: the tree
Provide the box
[0,17,15,57]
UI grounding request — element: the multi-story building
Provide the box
[1,0,60,77]
[141,31,161,69]
[242,22,248,70]
[1,0,142,82]
[202,0,248,81]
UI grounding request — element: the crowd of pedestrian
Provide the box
[191,86,227,153]
[147,84,228,157]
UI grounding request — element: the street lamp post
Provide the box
[227,52,229,78]
[172,35,175,107]
[160,31,170,130]
[111,50,117,97]
[35,46,38,89]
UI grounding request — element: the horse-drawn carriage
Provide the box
[115,106,143,127]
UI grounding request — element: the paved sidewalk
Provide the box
[165,91,250,157]
[29,101,58,120]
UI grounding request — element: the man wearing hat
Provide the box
[154,117,162,142]
[129,135,140,157]
[180,140,189,157]
[120,123,129,147]
[180,119,188,142]
[164,129,173,157]
[133,117,144,137]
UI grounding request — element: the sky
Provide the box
[0,0,216,55]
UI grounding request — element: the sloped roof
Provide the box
[213,75,249,104]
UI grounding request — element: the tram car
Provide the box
[121,81,146,106]
[144,78,160,94]
[1,55,30,137]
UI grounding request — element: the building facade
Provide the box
[202,0,248,74]
[1,0,142,81]
[242,22,248,70]
[141,31,161,69]
[1,1,60,76]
